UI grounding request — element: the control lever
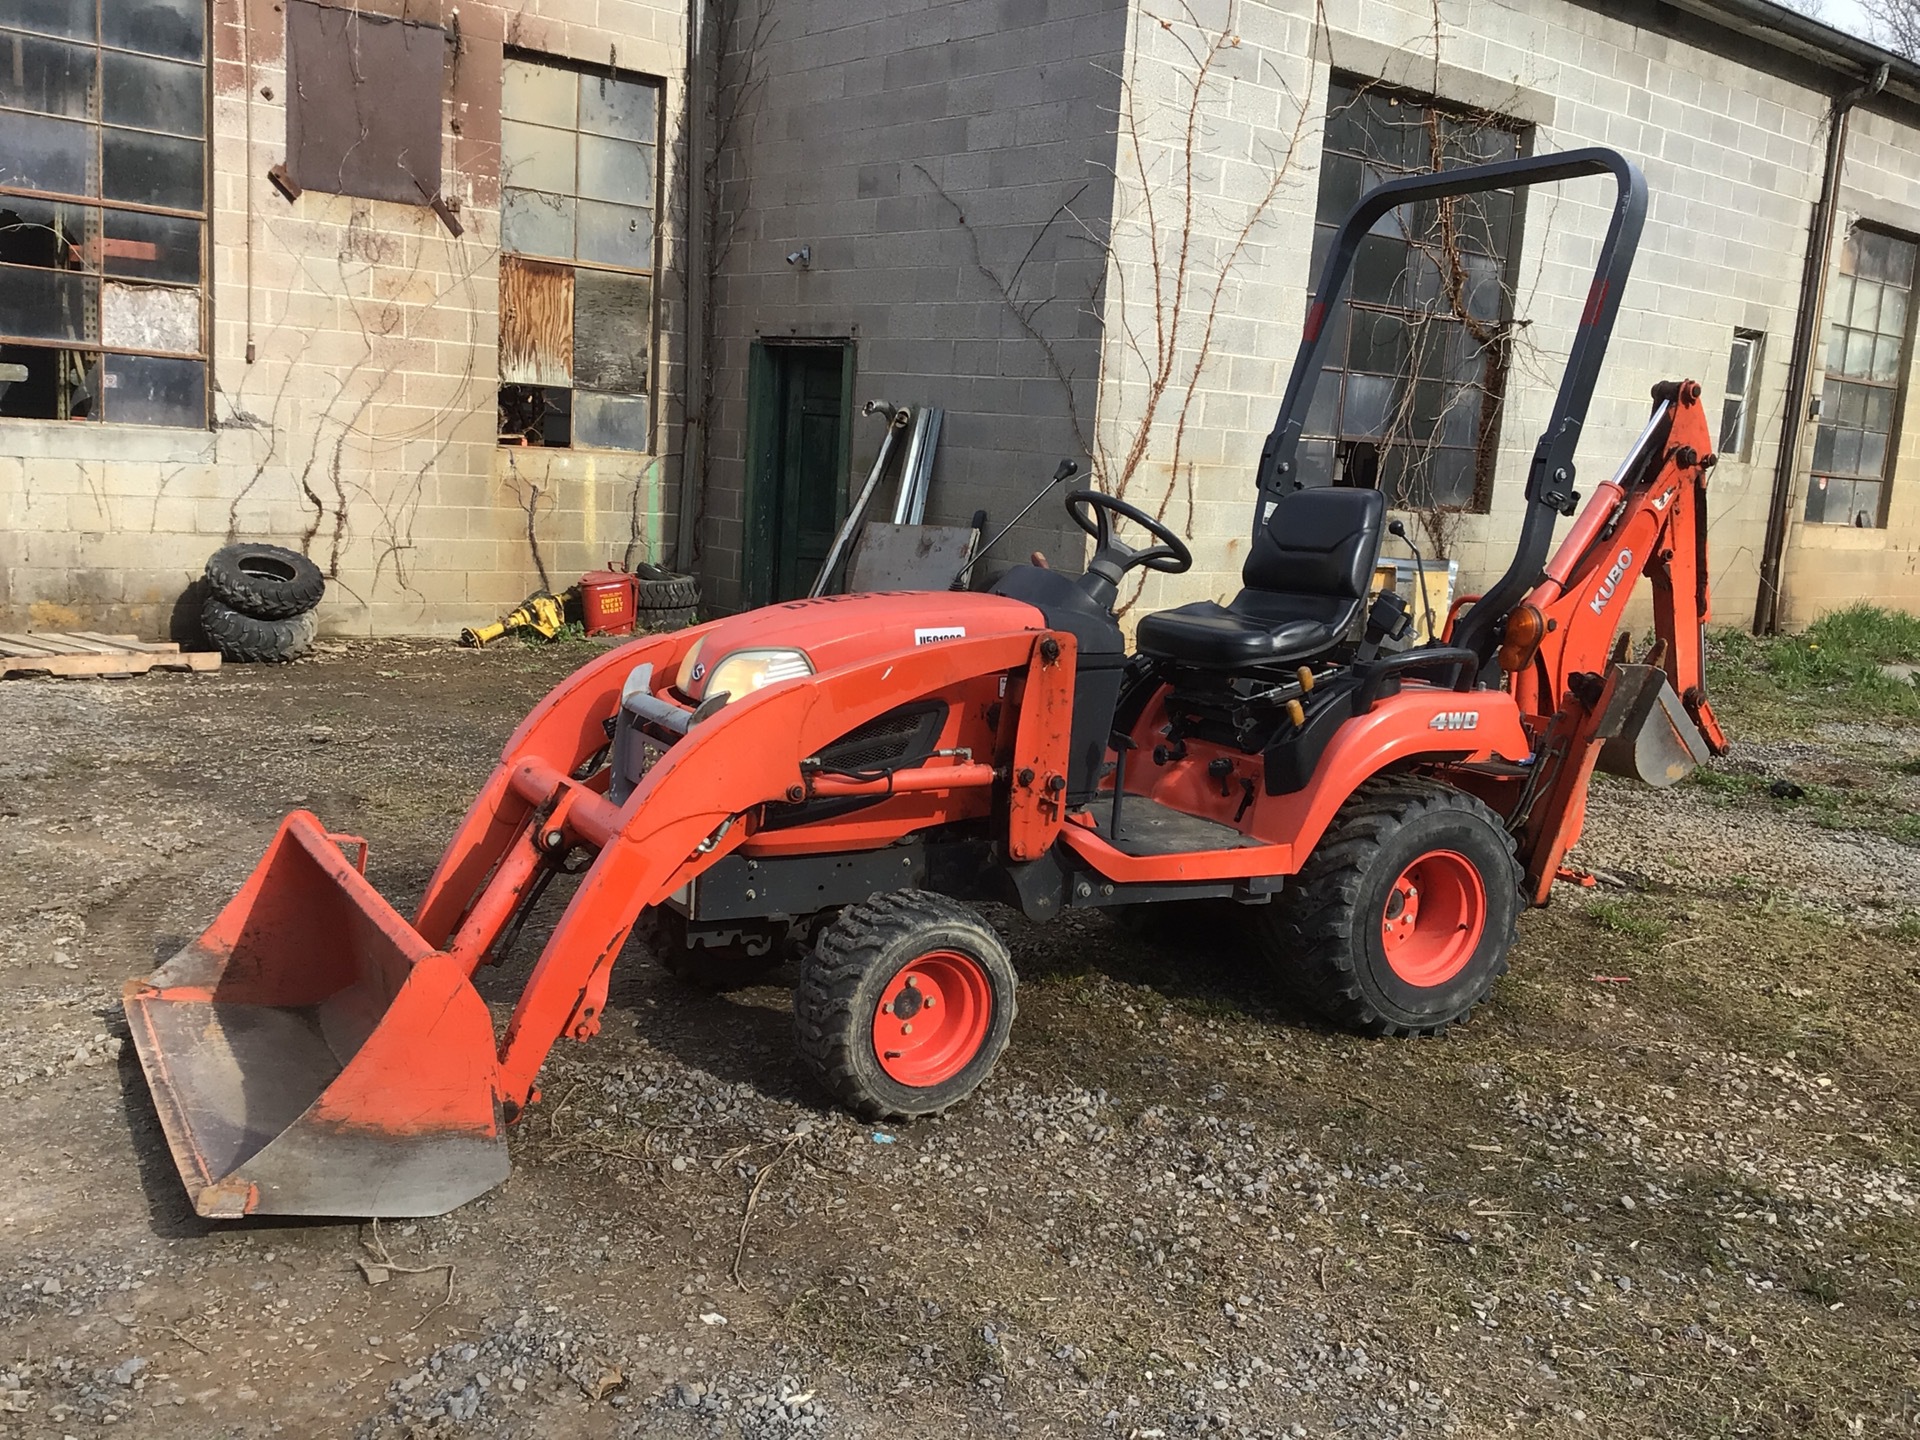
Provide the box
[1387,519,1440,645]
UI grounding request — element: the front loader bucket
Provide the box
[123,813,508,1219]
[1594,663,1712,788]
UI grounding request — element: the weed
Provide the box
[1583,898,1669,944]
[1709,604,1920,728]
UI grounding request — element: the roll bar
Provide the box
[1252,147,1648,675]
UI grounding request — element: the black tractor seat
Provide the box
[1135,486,1386,669]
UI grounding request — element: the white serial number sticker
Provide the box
[914,626,966,645]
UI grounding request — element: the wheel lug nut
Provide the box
[924,996,935,1008]
[901,1023,913,1035]
[881,1003,893,1014]
[904,974,919,989]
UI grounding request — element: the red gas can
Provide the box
[577,569,639,636]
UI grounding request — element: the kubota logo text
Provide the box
[1429,711,1480,731]
[1589,548,1634,615]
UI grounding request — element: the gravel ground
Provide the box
[1,640,1916,1439]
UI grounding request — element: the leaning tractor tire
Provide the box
[199,595,319,664]
[204,542,325,620]
[1253,777,1520,1036]
[794,891,1017,1120]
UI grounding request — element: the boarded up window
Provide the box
[497,50,660,453]
[500,257,573,388]
[285,1,443,206]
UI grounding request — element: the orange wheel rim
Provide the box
[873,950,992,1087]
[1380,850,1486,987]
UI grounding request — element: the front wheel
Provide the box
[793,891,1017,1119]
[1252,778,1520,1035]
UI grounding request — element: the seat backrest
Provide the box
[1242,486,1386,598]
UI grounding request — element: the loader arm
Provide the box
[1502,379,1729,901]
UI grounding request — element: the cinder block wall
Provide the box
[700,0,1132,613]
[1095,0,1862,633]
[0,0,688,638]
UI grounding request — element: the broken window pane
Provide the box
[102,51,204,138]
[503,58,576,127]
[103,127,203,210]
[103,352,204,426]
[577,134,652,208]
[0,110,94,195]
[501,120,575,195]
[573,269,651,393]
[0,343,99,419]
[0,29,96,119]
[103,0,206,62]
[579,73,656,140]
[101,280,199,354]
[572,390,648,451]
[103,209,201,284]
[0,262,95,342]
[501,188,574,259]
[576,200,652,269]
[0,193,86,268]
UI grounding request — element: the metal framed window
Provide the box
[0,0,209,428]
[1805,225,1914,528]
[497,51,662,454]
[1299,77,1528,513]
[1719,328,1763,460]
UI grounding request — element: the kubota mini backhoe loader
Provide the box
[125,147,1728,1218]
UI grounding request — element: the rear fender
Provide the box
[1114,683,1530,877]
[1251,686,1530,855]
[493,629,1063,1105]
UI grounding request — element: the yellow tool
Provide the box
[460,591,566,648]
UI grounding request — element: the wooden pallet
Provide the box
[0,632,221,679]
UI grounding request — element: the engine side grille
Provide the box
[811,702,947,773]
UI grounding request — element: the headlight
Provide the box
[703,647,813,699]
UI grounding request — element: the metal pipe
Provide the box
[675,0,711,574]
[905,408,943,524]
[1753,62,1888,635]
[810,403,911,598]
[807,762,997,797]
[892,408,935,524]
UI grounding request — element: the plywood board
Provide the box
[499,257,574,387]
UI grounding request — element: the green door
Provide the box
[745,341,853,606]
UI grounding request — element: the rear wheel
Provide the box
[1252,777,1519,1035]
[794,891,1016,1119]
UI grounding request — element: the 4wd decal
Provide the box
[914,626,966,645]
[1589,547,1634,615]
[1429,711,1480,731]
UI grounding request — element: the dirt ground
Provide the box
[2,638,1917,1439]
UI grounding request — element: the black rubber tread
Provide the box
[639,606,699,633]
[642,908,785,992]
[204,542,325,619]
[1250,776,1520,1037]
[633,563,701,610]
[793,890,1017,1121]
[199,594,319,663]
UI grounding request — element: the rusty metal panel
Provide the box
[285,1,444,206]
[499,257,572,388]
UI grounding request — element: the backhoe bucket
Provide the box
[1594,663,1712,788]
[122,813,508,1219]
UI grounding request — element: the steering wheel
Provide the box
[1065,489,1193,584]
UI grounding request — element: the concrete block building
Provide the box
[1,0,1917,636]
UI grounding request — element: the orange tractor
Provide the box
[126,148,1728,1218]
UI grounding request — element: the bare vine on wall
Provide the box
[1094,1,1313,611]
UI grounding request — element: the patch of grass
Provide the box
[1582,897,1669,945]
[1709,603,1920,729]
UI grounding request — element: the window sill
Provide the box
[0,416,216,462]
